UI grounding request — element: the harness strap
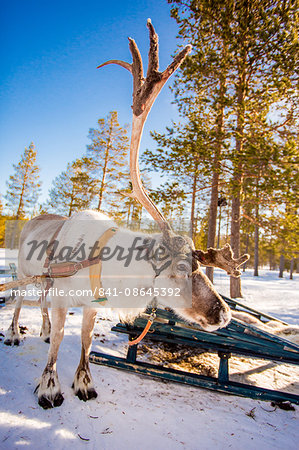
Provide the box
[43,219,67,273]
[46,228,118,279]
[37,218,67,305]
[128,308,157,346]
[89,228,118,302]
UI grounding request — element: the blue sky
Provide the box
[0,0,185,206]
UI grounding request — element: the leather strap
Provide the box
[89,228,118,302]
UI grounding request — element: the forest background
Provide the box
[1,0,298,297]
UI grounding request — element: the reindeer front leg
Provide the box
[72,307,98,402]
[40,305,51,343]
[40,289,51,343]
[36,307,67,409]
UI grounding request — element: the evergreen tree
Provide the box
[143,118,214,239]
[5,143,41,219]
[149,181,187,221]
[86,111,130,211]
[48,158,96,216]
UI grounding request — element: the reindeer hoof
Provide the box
[4,337,20,346]
[38,392,64,409]
[36,369,63,408]
[53,392,64,407]
[40,329,51,344]
[38,395,54,409]
[72,368,97,402]
[75,388,98,402]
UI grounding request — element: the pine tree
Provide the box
[47,158,96,216]
[86,111,130,212]
[149,181,187,221]
[143,118,215,239]
[5,143,41,219]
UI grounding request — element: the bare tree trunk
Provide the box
[97,123,113,211]
[97,146,109,210]
[206,75,225,282]
[190,171,198,240]
[253,174,260,276]
[279,254,285,278]
[269,251,273,270]
[68,187,75,217]
[243,234,249,272]
[230,189,242,297]
[254,222,259,276]
[16,169,28,220]
[253,197,259,277]
[126,202,131,227]
[290,258,294,280]
[230,56,246,298]
[217,206,222,249]
[226,203,230,242]
[206,169,219,282]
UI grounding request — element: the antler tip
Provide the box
[97,59,132,73]
[147,18,152,25]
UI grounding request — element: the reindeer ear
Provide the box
[192,257,199,273]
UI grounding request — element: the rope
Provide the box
[128,308,156,346]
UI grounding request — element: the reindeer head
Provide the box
[98,20,249,331]
[135,229,232,331]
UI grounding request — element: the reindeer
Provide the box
[4,20,248,409]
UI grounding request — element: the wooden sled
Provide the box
[0,263,17,303]
[90,296,299,405]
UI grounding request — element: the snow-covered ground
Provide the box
[0,249,298,449]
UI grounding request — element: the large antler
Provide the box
[98,19,191,232]
[193,244,250,278]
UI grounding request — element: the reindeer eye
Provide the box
[177,262,189,272]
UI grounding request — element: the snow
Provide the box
[0,250,298,449]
